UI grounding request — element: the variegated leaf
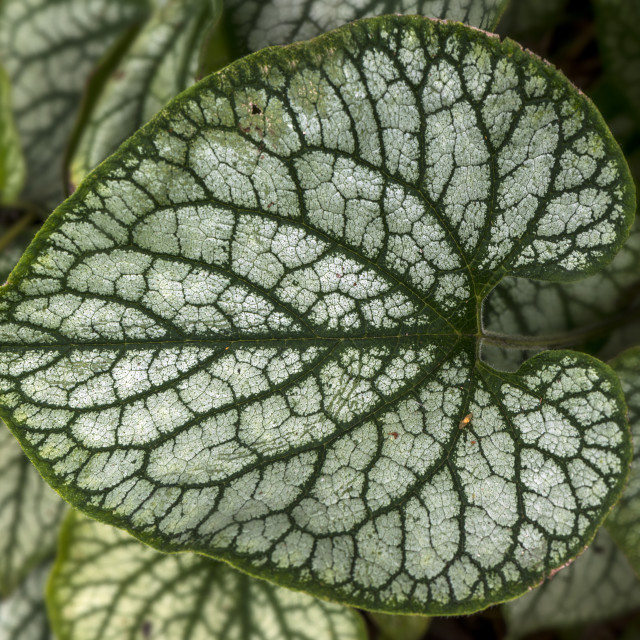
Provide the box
[0,17,634,614]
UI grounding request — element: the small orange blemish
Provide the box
[459,413,472,429]
[471,440,477,445]
[388,431,399,440]
[225,346,229,350]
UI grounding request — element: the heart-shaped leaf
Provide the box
[503,529,640,638]
[224,0,510,57]
[48,511,366,640]
[606,347,640,575]
[0,562,52,640]
[70,0,223,187]
[0,17,635,614]
[0,0,150,211]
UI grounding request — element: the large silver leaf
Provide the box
[0,17,634,614]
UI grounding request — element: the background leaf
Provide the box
[48,510,366,640]
[222,0,510,58]
[0,67,26,206]
[0,16,634,615]
[503,529,640,638]
[0,0,150,213]
[594,0,640,128]
[70,0,223,187]
[481,216,640,371]
[0,427,66,596]
[497,0,568,43]
[0,216,62,595]
[370,611,430,640]
[606,347,640,575]
[0,562,52,640]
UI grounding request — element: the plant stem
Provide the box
[481,306,640,351]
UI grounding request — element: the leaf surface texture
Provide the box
[0,17,634,613]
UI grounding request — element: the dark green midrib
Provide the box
[0,336,464,460]
[0,333,467,349]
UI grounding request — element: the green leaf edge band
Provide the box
[0,15,635,615]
